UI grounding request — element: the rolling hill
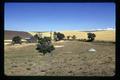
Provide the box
[28,30,115,42]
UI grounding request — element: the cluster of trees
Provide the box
[11,32,96,45]
[53,32,77,41]
[53,32,65,41]
[11,35,38,45]
[11,35,55,55]
[87,33,96,42]
[66,35,76,40]
[66,33,96,42]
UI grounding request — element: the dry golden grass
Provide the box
[93,30,115,42]
[28,30,115,42]
[61,31,87,39]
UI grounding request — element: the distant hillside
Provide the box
[5,30,33,40]
[28,30,115,42]
[93,30,115,42]
[60,31,87,39]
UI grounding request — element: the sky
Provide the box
[5,3,115,32]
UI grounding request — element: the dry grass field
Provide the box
[4,41,115,76]
[93,30,115,41]
[28,30,115,42]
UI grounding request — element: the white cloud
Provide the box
[105,27,115,30]
[92,27,115,31]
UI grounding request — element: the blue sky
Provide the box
[5,3,115,32]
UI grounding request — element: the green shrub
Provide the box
[36,37,55,55]
[67,36,70,40]
[12,36,22,45]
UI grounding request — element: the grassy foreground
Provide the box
[4,41,115,76]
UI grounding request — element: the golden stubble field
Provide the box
[28,30,115,42]
[4,41,115,76]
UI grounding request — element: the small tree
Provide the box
[57,32,65,40]
[87,33,96,42]
[67,36,70,40]
[12,36,22,45]
[72,35,76,40]
[34,34,39,40]
[36,37,55,55]
[53,32,65,41]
